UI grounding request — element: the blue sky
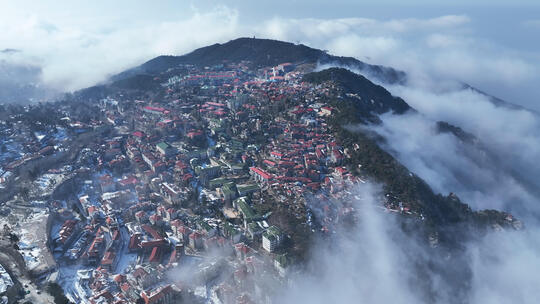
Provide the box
[1,0,539,110]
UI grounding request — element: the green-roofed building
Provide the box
[247,222,263,240]
[197,219,216,237]
[233,196,258,229]
[234,197,255,219]
[274,253,291,277]
[221,182,238,202]
[208,177,232,189]
[237,183,260,197]
[196,165,222,185]
[156,142,176,156]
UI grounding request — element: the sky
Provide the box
[1,0,540,110]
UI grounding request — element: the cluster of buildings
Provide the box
[0,57,398,304]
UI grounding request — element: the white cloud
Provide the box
[384,15,471,32]
[467,227,540,304]
[2,7,538,110]
[0,6,244,91]
[277,183,540,304]
[327,34,400,59]
[369,110,540,217]
[522,19,540,28]
[336,63,540,220]
[426,33,463,48]
[259,15,469,40]
[256,15,539,110]
[278,183,425,304]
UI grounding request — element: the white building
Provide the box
[262,226,283,253]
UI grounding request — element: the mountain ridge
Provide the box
[301,68,515,233]
[109,37,533,115]
[69,39,521,233]
[111,37,406,85]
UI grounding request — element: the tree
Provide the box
[20,187,29,201]
[47,282,72,304]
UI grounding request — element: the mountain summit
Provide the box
[113,37,406,84]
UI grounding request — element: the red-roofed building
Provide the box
[330,150,344,164]
[119,175,137,186]
[133,131,145,140]
[186,130,204,139]
[142,224,162,240]
[149,247,161,264]
[234,243,251,259]
[249,167,272,182]
[140,285,176,304]
[58,219,78,245]
[188,232,203,250]
[149,214,163,226]
[140,239,167,250]
[87,206,98,216]
[114,274,127,284]
[128,233,142,252]
[270,151,283,159]
[143,106,166,115]
[263,160,276,168]
[135,211,148,223]
[101,250,117,271]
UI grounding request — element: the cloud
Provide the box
[279,184,423,304]
[316,51,537,220]
[0,6,244,92]
[0,54,59,103]
[522,19,540,29]
[384,15,471,32]
[321,59,539,221]
[306,30,540,300]
[276,183,540,304]
[368,110,540,219]
[259,15,470,40]
[314,57,539,218]
[2,5,539,303]
[425,33,464,48]
[256,15,539,110]
[2,7,538,111]
[467,227,540,304]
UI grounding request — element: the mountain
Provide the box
[114,37,532,112]
[462,83,540,114]
[301,68,512,234]
[110,37,535,115]
[112,37,406,85]
[75,38,517,234]
[302,67,410,122]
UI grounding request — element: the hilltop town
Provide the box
[0,39,520,304]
